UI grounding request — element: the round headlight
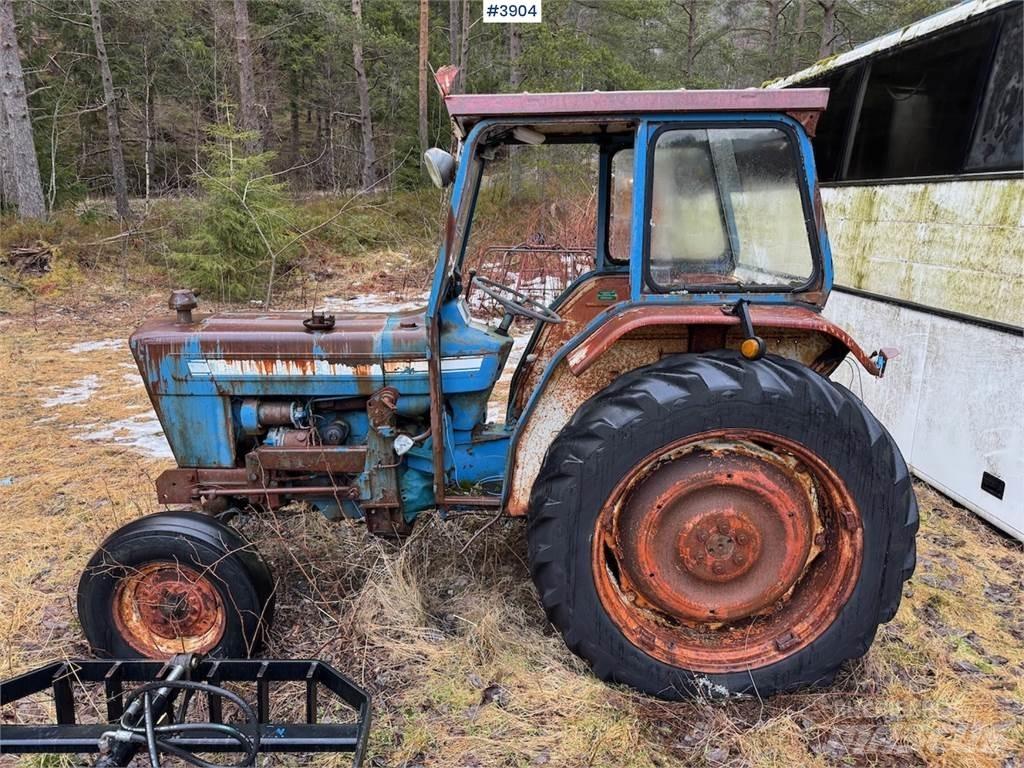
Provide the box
[423,147,456,189]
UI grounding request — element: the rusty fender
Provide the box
[504,303,881,517]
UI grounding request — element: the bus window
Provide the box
[806,65,864,182]
[846,19,997,180]
[966,5,1023,172]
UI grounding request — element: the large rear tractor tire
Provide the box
[78,511,275,659]
[528,351,917,699]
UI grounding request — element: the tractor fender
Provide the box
[503,303,881,517]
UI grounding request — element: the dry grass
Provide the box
[0,275,1021,767]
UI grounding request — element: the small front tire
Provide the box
[78,511,275,659]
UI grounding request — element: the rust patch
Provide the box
[367,386,399,430]
[365,504,413,538]
[156,468,249,505]
[507,339,685,516]
[592,429,862,673]
[248,445,367,474]
[786,109,821,137]
[510,274,629,416]
[112,562,226,658]
[565,304,881,377]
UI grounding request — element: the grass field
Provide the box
[0,217,1022,767]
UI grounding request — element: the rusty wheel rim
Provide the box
[112,562,226,657]
[593,429,862,673]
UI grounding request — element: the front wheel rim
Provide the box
[112,561,227,657]
[592,429,863,674]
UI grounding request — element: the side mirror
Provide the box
[423,147,456,189]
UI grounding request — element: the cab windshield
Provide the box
[644,126,816,291]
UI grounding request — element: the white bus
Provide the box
[773,0,1023,540]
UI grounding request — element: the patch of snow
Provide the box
[78,414,173,459]
[692,675,739,699]
[43,375,101,407]
[322,292,428,314]
[487,332,531,424]
[68,338,123,354]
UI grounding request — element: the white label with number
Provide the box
[483,0,542,23]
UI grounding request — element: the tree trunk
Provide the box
[351,0,380,190]
[0,0,45,219]
[509,26,522,89]
[418,0,429,160]
[289,74,300,171]
[764,0,781,58]
[791,0,806,69]
[458,0,469,93]
[684,0,697,81]
[143,43,155,201]
[448,0,459,71]
[144,78,154,201]
[0,98,13,210]
[818,0,838,57]
[232,0,260,153]
[88,0,130,221]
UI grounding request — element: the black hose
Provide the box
[112,679,261,768]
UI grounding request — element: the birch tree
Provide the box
[0,0,45,218]
[89,0,130,220]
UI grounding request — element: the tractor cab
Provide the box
[433,88,832,313]
[420,88,883,515]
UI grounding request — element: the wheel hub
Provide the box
[678,511,761,583]
[113,562,226,657]
[615,445,816,623]
[594,430,863,672]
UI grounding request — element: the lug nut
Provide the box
[717,522,730,534]
[733,554,746,566]
[736,533,748,545]
[713,563,726,575]
[697,530,708,542]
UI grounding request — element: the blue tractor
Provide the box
[77,87,917,700]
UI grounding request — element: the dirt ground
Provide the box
[1,282,1022,768]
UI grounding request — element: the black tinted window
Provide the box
[800,6,1023,182]
[807,65,864,182]
[966,5,1023,172]
[846,20,997,180]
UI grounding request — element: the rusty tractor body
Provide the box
[78,86,918,700]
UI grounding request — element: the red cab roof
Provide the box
[444,88,830,133]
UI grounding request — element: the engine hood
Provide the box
[131,307,428,366]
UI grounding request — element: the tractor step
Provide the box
[0,654,370,767]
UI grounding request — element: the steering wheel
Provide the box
[470,274,563,325]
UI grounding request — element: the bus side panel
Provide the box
[825,290,1023,542]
